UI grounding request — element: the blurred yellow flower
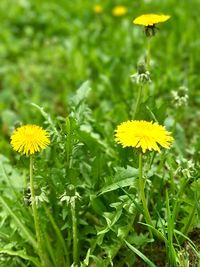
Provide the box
[11,125,50,155]
[94,4,103,14]
[133,14,170,26]
[115,120,173,153]
[112,5,128,17]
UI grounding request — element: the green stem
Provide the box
[166,191,176,266]
[29,156,45,266]
[66,117,72,170]
[71,198,78,266]
[179,203,197,244]
[166,156,175,194]
[133,84,143,119]
[143,37,151,101]
[138,153,153,238]
[172,110,180,134]
[44,205,70,267]
[147,37,151,70]
[172,176,189,225]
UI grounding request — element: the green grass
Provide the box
[0,0,200,266]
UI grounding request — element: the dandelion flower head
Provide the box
[115,120,173,153]
[94,4,103,14]
[112,5,128,17]
[11,124,50,155]
[133,14,170,26]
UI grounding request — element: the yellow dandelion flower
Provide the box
[115,120,173,153]
[112,5,128,17]
[11,124,50,155]
[133,14,170,26]
[94,4,103,14]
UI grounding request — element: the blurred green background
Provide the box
[0,0,200,157]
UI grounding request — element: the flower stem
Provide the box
[172,109,180,134]
[133,84,143,119]
[138,153,153,238]
[71,198,79,266]
[29,156,45,266]
[138,153,165,241]
[147,37,151,70]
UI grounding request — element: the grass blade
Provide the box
[0,196,37,249]
[124,240,157,267]
[0,249,42,267]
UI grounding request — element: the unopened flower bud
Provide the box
[130,62,151,85]
[171,86,189,108]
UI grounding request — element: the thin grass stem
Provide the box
[44,205,70,266]
[179,203,197,244]
[172,176,189,225]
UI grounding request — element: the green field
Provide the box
[0,0,200,266]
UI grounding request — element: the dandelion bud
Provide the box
[137,61,147,74]
[171,86,189,108]
[66,184,76,196]
[130,63,151,85]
